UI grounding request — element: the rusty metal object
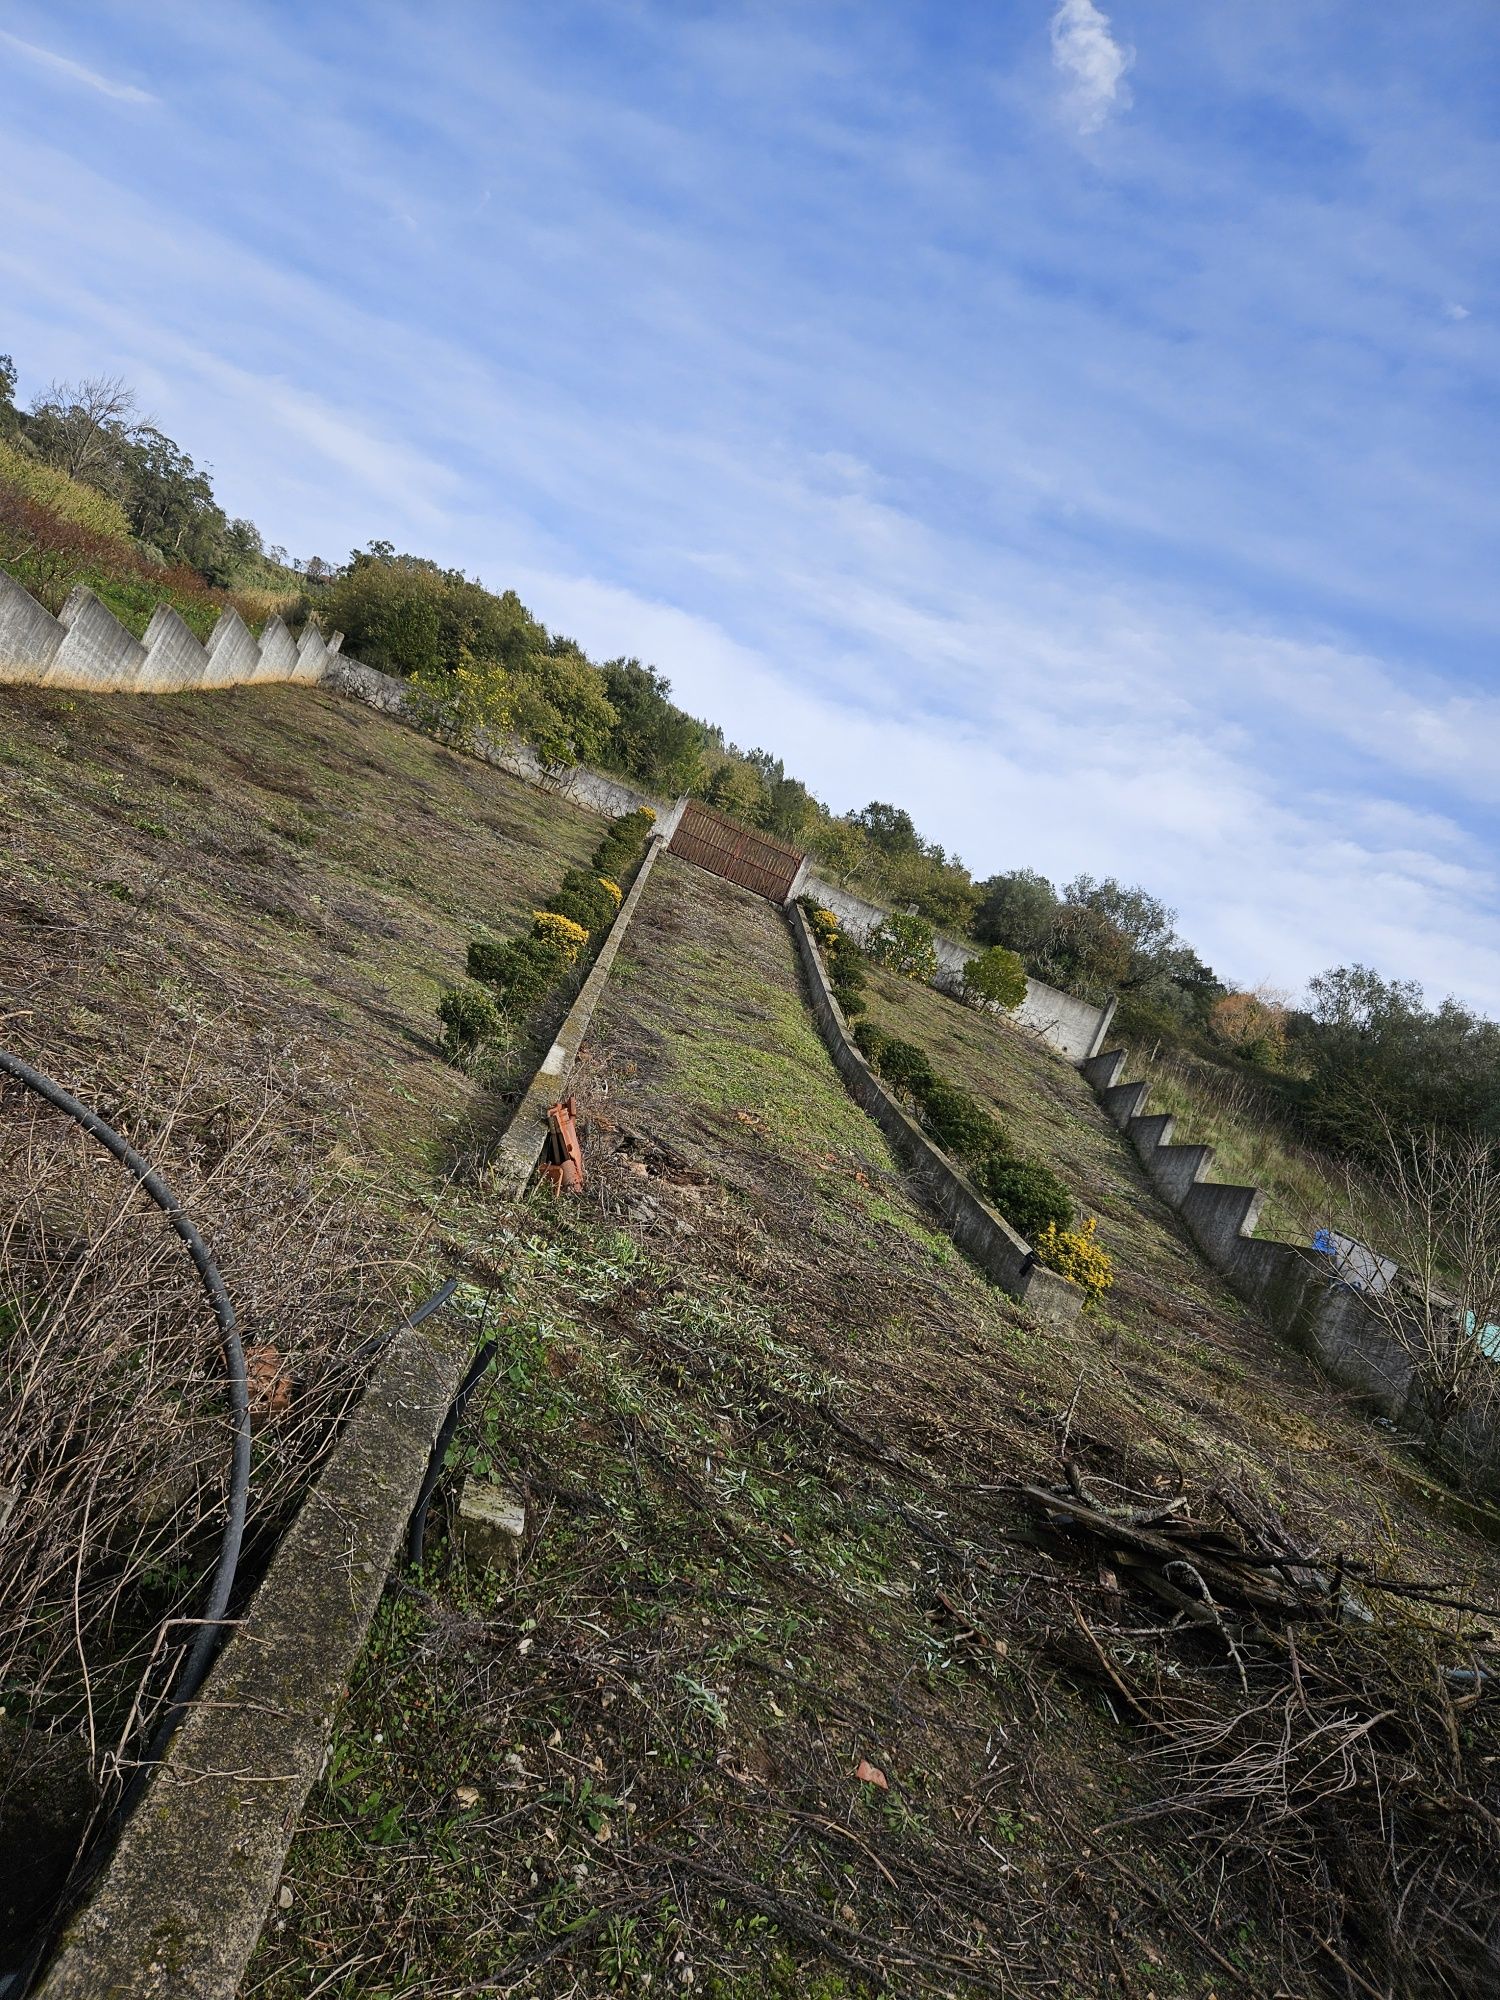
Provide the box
[667,800,805,903]
[538,1095,585,1194]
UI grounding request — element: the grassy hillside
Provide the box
[248,856,1500,1999]
[0,681,607,1945]
[0,450,302,640]
[1110,1028,1365,1246]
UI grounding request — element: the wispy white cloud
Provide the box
[0,28,158,105]
[1050,0,1132,135]
[1,2,1496,1014]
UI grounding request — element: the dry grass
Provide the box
[0,678,609,1953]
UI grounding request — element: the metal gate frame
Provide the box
[668,800,806,903]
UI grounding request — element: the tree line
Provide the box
[3,352,1496,1165]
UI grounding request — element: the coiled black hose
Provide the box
[0,1046,252,1737]
[0,1047,460,1995]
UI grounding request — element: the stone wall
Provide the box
[1077,1048,1461,1442]
[790,902,1080,1329]
[803,874,1116,1063]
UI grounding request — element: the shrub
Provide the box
[0,438,132,539]
[974,1158,1075,1242]
[808,906,840,949]
[556,870,620,929]
[597,875,623,905]
[468,933,571,1013]
[437,982,501,1063]
[466,933,512,985]
[920,1080,1010,1164]
[963,945,1028,1012]
[533,910,589,962]
[852,1020,888,1068]
[874,1036,936,1098]
[866,912,939,983]
[541,887,603,932]
[1035,1217,1114,1301]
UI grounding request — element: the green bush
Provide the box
[540,886,603,932]
[467,932,571,1014]
[963,944,1028,1012]
[919,1080,1011,1164]
[974,1157,1075,1241]
[874,1036,936,1098]
[866,911,939,983]
[437,982,501,1062]
[852,1020,888,1068]
[558,870,618,930]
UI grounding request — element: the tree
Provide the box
[1040,903,1132,1002]
[1209,987,1290,1068]
[963,945,1028,1011]
[866,912,939,983]
[703,757,769,823]
[1302,966,1500,1157]
[120,425,232,579]
[0,354,20,440]
[1063,875,1180,988]
[851,801,921,857]
[974,869,1058,961]
[597,658,706,792]
[512,643,617,770]
[26,374,139,490]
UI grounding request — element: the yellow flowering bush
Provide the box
[640,806,657,822]
[1034,1217,1114,1302]
[532,910,590,961]
[597,875,623,905]
[809,906,840,949]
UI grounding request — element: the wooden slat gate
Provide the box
[668,800,806,903]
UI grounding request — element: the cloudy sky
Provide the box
[2,1,1497,1010]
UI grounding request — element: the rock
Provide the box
[457,1479,527,1574]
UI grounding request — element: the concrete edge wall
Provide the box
[788,902,1080,1330]
[0,560,324,695]
[801,873,1112,1063]
[34,855,664,2000]
[1077,1046,1421,1422]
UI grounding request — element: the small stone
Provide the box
[278,1884,294,1909]
[458,1478,527,1574]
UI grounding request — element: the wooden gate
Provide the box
[668,801,805,903]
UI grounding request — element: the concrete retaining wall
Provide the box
[802,874,1114,1063]
[34,835,666,2000]
[789,902,1080,1330]
[1077,1047,1432,1427]
[0,560,685,834]
[0,562,332,696]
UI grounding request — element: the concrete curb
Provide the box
[34,847,664,2000]
[788,904,1080,1330]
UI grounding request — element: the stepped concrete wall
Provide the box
[1077,1048,1494,1464]
[803,874,1115,1062]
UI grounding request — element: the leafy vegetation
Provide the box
[961,943,1026,1011]
[460,809,655,1028]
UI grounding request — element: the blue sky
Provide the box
[2,1,1497,1011]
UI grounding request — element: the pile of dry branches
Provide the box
[1018,1460,1500,1994]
